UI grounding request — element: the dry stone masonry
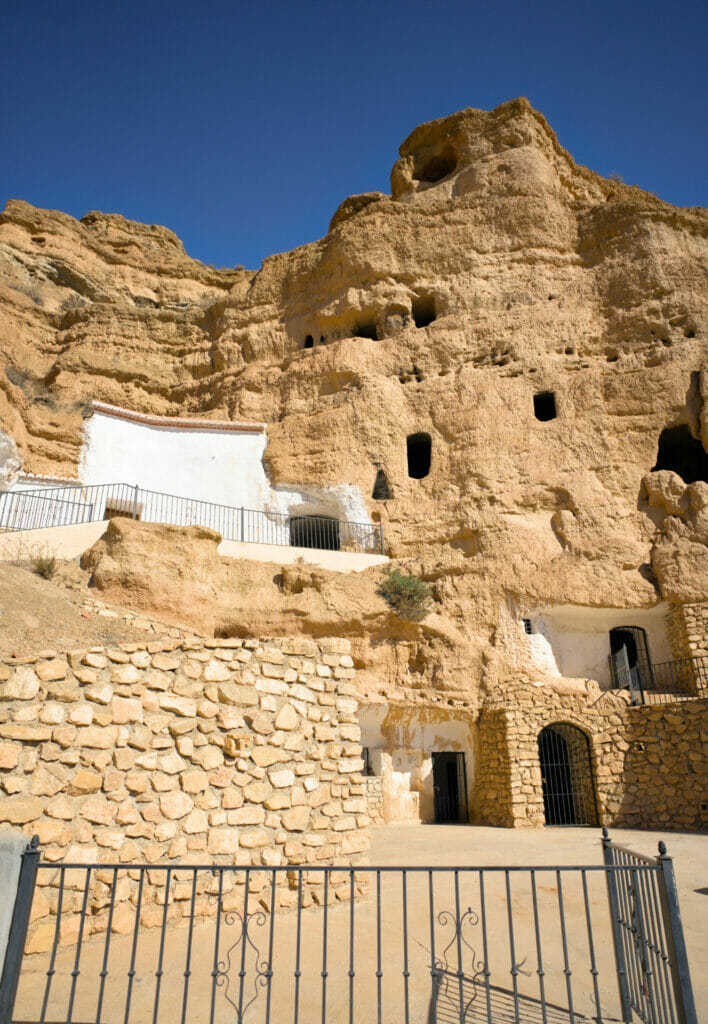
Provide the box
[0,637,369,949]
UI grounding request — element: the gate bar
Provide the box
[601,829,633,1023]
[0,836,39,1024]
[656,842,698,1024]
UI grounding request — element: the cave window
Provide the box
[652,424,708,484]
[289,515,340,551]
[522,618,534,635]
[412,296,436,329]
[407,432,431,479]
[415,145,458,184]
[303,335,314,349]
[353,321,378,341]
[534,391,557,421]
[372,469,391,500]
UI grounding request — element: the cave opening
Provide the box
[303,335,314,349]
[407,432,432,479]
[372,469,392,500]
[652,424,708,484]
[289,515,340,551]
[534,391,557,421]
[412,296,436,329]
[353,321,378,341]
[415,145,458,184]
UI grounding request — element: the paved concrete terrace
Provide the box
[13,825,707,1024]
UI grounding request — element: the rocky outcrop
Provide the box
[2,97,707,705]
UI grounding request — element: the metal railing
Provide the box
[602,829,697,1024]
[1,833,698,1024]
[0,483,385,555]
[609,653,708,706]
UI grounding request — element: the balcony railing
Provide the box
[0,482,385,556]
[609,652,708,705]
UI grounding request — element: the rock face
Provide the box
[1,96,707,705]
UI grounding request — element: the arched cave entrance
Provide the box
[537,723,597,826]
[303,335,314,349]
[407,432,431,479]
[652,424,708,484]
[289,515,340,551]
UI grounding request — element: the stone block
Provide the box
[35,659,67,683]
[1,667,40,701]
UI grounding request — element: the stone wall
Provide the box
[669,602,708,660]
[475,679,708,830]
[0,636,370,947]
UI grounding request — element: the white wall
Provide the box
[530,603,672,688]
[81,412,270,510]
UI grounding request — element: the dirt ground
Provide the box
[12,825,707,1024]
[0,558,198,657]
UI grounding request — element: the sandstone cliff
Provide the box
[2,97,707,700]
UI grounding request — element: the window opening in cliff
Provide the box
[609,626,654,702]
[538,724,597,826]
[412,296,436,328]
[303,335,314,349]
[407,433,431,479]
[533,391,557,421]
[522,618,534,635]
[415,145,459,184]
[652,424,708,484]
[353,321,378,341]
[432,752,468,822]
[372,469,391,500]
[289,515,340,551]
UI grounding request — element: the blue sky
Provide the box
[1,0,705,269]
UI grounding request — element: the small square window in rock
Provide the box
[522,618,533,635]
[411,296,436,328]
[533,391,557,421]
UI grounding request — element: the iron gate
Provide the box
[0,832,698,1024]
[538,723,598,826]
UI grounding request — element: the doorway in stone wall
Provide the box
[432,752,468,822]
[538,723,597,826]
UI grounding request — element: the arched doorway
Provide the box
[609,626,653,699]
[537,723,597,826]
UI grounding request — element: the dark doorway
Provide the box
[533,391,557,421]
[609,626,654,698]
[538,724,596,826]
[407,432,431,478]
[652,424,708,484]
[303,334,314,349]
[432,752,468,823]
[289,515,340,551]
[353,321,378,340]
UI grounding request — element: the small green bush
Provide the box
[378,569,432,622]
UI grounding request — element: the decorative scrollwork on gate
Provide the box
[213,905,270,1021]
[432,906,486,1020]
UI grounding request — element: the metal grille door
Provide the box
[538,724,597,826]
[432,752,468,823]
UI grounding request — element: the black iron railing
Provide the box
[0,483,385,555]
[609,652,708,705]
[1,833,698,1024]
